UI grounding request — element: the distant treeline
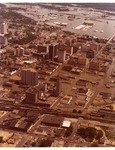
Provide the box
[5,3,115,11]
[0,3,6,7]
[46,3,115,11]
[77,3,115,11]
[10,3,39,6]
[0,9,36,25]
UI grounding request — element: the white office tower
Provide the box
[15,47,24,56]
[0,23,8,35]
[21,68,38,85]
[58,49,66,63]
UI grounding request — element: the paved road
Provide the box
[84,79,104,109]
[83,35,115,109]
[65,118,82,147]
[16,135,29,147]
[28,114,45,133]
[0,112,11,123]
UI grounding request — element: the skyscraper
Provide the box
[21,68,38,86]
[58,49,66,63]
[0,23,7,35]
[48,44,58,61]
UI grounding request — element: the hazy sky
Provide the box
[1,0,115,3]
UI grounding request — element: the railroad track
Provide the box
[0,102,115,125]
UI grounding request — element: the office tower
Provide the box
[0,34,7,45]
[21,68,38,85]
[49,44,58,61]
[60,45,73,56]
[0,23,7,35]
[15,47,24,56]
[25,88,38,103]
[58,49,66,63]
[37,45,49,53]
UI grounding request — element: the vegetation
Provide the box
[7,7,26,11]
[0,10,36,25]
[91,141,99,147]
[73,109,77,113]
[0,3,6,7]
[9,32,37,45]
[73,46,78,54]
[65,125,73,137]
[78,3,115,11]
[77,127,103,142]
[39,138,53,147]
[0,136,3,143]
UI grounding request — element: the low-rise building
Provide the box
[89,61,100,71]
[86,49,95,58]
[77,57,86,66]
[51,140,64,147]
[41,115,64,127]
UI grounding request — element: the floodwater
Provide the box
[6,4,115,39]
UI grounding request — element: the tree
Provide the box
[96,130,103,140]
[39,138,53,147]
[78,110,82,114]
[65,125,73,137]
[73,109,77,113]
[77,127,98,142]
[73,47,78,54]
[0,136,3,143]
[91,141,99,147]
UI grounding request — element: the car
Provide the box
[111,80,115,83]
[106,84,111,88]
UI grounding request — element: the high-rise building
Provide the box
[60,45,73,56]
[25,88,38,103]
[48,44,58,61]
[0,34,7,45]
[58,49,66,63]
[37,45,49,53]
[0,23,7,35]
[14,47,24,56]
[21,68,38,85]
[38,82,48,92]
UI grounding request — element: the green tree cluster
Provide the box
[65,125,73,137]
[77,127,103,142]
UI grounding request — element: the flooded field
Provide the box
[6,4,115,39]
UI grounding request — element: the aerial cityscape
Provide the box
[0,2,115,147]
